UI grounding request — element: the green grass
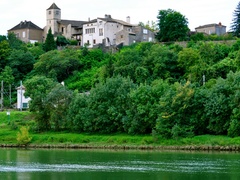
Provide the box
[0,111,240,148]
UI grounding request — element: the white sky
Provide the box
[0,0,239,35]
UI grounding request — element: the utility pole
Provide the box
[9,84,11,108]
[20,81,22,111]
[203,74,206,85]
[1,80,3,111]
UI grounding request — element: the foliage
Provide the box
[46,83,73,131]
[0,35,7,42]
[28,45,45,60]
[231,1,240,37]
[17,126,32,145]
[138,20,158,31]
[156,81,195,139]
[24,76,57,131]
[7,49,35,82]
[156,9,189,42]
[43,28,56,52]
[0,66,14,84]
[66,48,110,91]
[34,49,80,82]
[56,35,69,46]
[67,76,135,133]
[7,32,26,50]
[0,40,11,69]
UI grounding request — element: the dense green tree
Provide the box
[46,83,73,131]
[156,81,195,139]
[156,9,189,42]
[7,32,26,50]
[190,33,206,41]
[28,45,45,61]
[0,66,14,107]
[0,40,11,69]
[143,44,181,82]
[68,76,135,133]
[8,49,35,81]
[34,49,80,82]
[43,28,56,52]
[231,1,240,37]
[56,35,69,47]
[24,76,57,131]
[0,35,7,42]
[178,48,201,81]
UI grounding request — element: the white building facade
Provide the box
[82,15,135,48]
[17,86,31,110]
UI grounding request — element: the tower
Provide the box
[46,3,61,35]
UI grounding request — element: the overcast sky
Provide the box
[0,0,239,35]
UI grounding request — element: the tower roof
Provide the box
[47,3,61,10]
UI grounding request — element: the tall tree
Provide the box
[231,1,240,37]
[44,28,56,52]
[156,9,189,42]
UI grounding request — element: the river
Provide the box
[0,148,240,180]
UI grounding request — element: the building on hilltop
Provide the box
[8,20,43,43]
[8,3,155,47]
[82,14,136,48]
[195,22,226,35]
[43,3,86,45]
[44,3,155,47]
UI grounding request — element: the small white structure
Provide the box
[17,85,31,110]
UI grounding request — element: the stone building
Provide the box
[8,3,155,46]
[43,3,86,45]
[8,21,43,43]
[195,22,226,35]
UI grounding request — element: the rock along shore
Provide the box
[1,144,240,151]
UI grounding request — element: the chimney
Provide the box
[105,14,111,19]
[126,16,130,23]
[219,22,222,26]
[88,17,90,21]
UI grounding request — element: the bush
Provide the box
[228,119,240,137]
[16,126,32,146]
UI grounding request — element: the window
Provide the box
[143,29,148,34]
[99,21,102,25]
[56,11,59,15]
[87,40,90,44]
[62,27,64,33]
[99,28,103,36]
[49,11,51,15]
[143,35,147,41]
[22,103,28,108]
[22,31,25,38]
[93,39,96,44]
[85,28,95,34]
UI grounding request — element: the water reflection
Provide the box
[0,149,240,180]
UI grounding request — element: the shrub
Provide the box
[16,126,32,146]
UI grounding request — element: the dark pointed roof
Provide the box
[8,21,43,31]
[47,3,60,10]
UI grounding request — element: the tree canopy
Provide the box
[231,1,240,37]
[43,28,56,52]
[156,9,189,42]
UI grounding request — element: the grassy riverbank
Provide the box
[0,111,240,150]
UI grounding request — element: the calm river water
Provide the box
[0,148,240,180]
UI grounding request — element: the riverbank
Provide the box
[1,143,240,151]
[0,111,240,151]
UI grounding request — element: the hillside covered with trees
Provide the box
[1,2,240,140]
